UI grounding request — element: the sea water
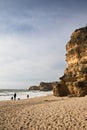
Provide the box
[0,89,53,101]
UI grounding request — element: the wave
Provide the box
[0,89,52,101]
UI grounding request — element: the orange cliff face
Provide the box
[53,26,87,97]
[66,27,87,66]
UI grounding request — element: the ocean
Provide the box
[0,89,53,101]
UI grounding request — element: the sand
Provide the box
[0,95,87,130]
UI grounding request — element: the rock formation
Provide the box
[29,82,58,91]
[29,86,39,91]
[39,82,57,91]
[53,26,87,97]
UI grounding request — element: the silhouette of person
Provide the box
[27,95,29,98]
[14,93,16,100]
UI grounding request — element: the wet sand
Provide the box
[0,95,87,130]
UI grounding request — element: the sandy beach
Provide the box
[0,95,87,130]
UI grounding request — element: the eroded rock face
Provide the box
[29,86,39,91]
[53,26,87,97]
[39,82,58,91]
[53,81,69,96]
[29,82,58,91]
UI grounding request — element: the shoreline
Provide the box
[0,95,87,130]
[0,90,53,101]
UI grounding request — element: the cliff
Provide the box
[29,86,39,91]
[39,82,57,91]
[29,81,58,91]
[53,26,87,97]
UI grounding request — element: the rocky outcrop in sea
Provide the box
[29,86,39,91]
[53,26,87,97]
[29,82,58,91]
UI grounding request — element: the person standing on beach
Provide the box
[14,93,16,100]
[27,95,29,98]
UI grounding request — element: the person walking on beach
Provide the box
[14,93,16,100]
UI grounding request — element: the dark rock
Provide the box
[39,82,57,91]
[29,82,58,91]
[29,86,39,91]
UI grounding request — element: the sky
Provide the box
[0,0,87,89]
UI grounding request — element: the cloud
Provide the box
[0,0,87,89]
[0,31,66,89]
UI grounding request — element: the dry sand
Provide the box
[0,95,87,130]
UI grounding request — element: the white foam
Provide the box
[0,90,53,101]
